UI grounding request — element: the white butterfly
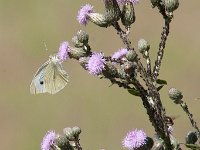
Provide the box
[30,55,69,94]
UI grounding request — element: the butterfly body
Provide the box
[30,55,69,94]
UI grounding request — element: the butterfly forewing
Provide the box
[30,61,49,94]
[44,61,69,94]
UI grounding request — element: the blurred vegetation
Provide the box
[0,0,200,150]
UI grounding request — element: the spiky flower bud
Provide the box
[70,47,88,60]
[72,126,81,137]
[126,50,137,61]
[55,136,74,150]
[63,127,82,141]
[72,36,83,48]
[168,88,183,104]
[186,131,198,144]
[88,13,109,27]
[63,127,75,141]
[163,0,179,12]
[104,0,121,24]
[138,39,150,54]
[77,30,89,44]
[121,2,135,27]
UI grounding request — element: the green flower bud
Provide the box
[56,136,74,150]
[121,2,136,27]
[104,0,121,24]
[186,131,198,144]
[126,50,137,61]
[70,47,89,59]
[88,13,109,27]
[138,39,150,54]
[168,88,183,104]
[72,36,83,48]
[72,126,81,137]
[77,30,89,44]
[163,0,179,12]
[63,127,75,141]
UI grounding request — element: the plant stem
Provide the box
[179,100,200,140]
[153,19,171,82]
[112,22,172,149]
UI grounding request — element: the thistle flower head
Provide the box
[112,48,128,60]
[77,4,94,25]
[41,130,56,150]
[122,129,147,150]
[117,0,139,5]
[86,52,105,75]
[57,41,70,62]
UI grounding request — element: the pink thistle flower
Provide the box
[86,52,105,75]
[122,129,147,150]
[112,48,128,60]
[41,130,56,150]
[57,41,70,62]
[77,4,94,25]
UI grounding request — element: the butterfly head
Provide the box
[49,55,61,63]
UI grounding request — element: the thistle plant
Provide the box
[33,0,200,149]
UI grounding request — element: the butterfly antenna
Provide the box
[43,41,52,57]
[43,41,48,52]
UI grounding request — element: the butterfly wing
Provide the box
[44,61,69,94]
[30,61,49,94]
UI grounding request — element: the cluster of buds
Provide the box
[41,127,82,150]
[57,28,141,83]
[150,0,179,17]
[77,0,137,28]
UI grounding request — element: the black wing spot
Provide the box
[40,81,44,85]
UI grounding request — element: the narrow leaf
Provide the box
[156,79,167,85]
[128,89,140,97]
[157,85,164,91]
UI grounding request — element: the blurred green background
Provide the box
[0,0,200,149]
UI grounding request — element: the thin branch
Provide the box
[179,100,200,140]
[153,19,171,81]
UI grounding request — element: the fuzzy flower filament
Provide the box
[57,41,70,62]
[77,4,94,25]
[86,52,106,75]
[41,130,56,150]
[112,48,128,60]
[122,129,147,150]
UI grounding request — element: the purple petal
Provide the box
[77,4,94,25]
